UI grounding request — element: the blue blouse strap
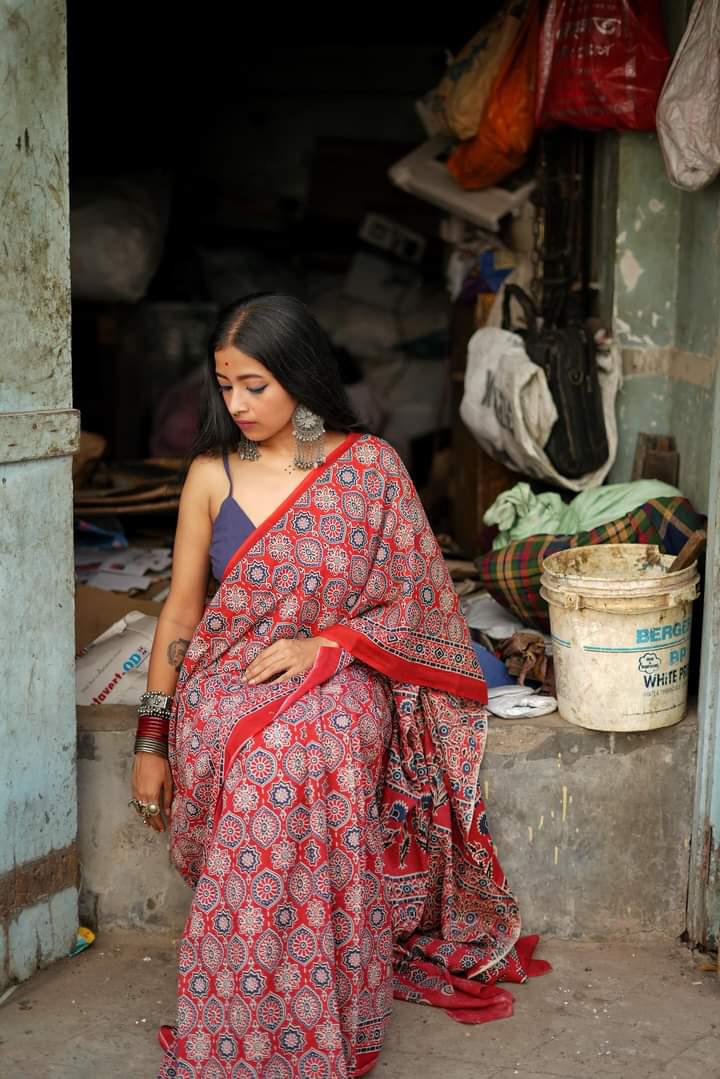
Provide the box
[222,453,233,496]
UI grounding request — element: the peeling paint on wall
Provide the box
[619,250,644,292]
[608,130,718,512]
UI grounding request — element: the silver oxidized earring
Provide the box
[292,404,326,470]
[236,430,260,462]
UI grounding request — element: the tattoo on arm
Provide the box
[167,638,190,672]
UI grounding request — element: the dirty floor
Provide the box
[0,932,718,1078]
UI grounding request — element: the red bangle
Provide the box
[136,714,170,742]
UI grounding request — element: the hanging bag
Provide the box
[536,0,670,132]
[657,0,720,191]
[448,0,540,190]
[417,3,528,139]
[502,285,609,478]
[460,322,620,491]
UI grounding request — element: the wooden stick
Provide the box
[668,531,707,574]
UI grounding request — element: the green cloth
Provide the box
[485,480,682,550]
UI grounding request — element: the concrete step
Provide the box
[482,707,696,940]
[76,703,697,941]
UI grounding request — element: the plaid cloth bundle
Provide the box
[476,497,707,633]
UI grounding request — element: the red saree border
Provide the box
[223,432,361,581]
[321,623,488,705]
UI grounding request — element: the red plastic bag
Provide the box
[536,0,670,132]
[448,0,539,191]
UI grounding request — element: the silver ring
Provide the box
[128,798,161,819]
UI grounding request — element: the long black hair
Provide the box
[191,292,359,459]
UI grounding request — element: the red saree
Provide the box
[159,434,547,1079]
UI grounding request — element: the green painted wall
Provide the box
[672,380,715,503]
[610,373,673,483]
[604,64,719,513]
[613,134,680,352]
[676,184,720,358]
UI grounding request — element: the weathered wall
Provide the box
[604,3,719,514]
[0,0,80,987]
[608,134,717,511]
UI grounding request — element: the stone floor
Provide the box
[0,931,717,1079]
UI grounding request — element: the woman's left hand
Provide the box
[243,637,338,685]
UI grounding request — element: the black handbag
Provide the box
[502,284,609,479]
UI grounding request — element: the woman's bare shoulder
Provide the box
[182,454,227,501]
[185,453,225,477]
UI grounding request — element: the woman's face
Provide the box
[215,346,296,443]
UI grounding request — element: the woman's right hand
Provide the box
[131,752,173,833]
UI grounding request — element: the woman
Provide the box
[131,293,545,1079]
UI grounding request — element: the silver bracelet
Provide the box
[134,736,169,759]
[138,691,174,718]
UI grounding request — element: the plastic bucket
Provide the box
[540,544,699,732]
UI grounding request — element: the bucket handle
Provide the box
[540,584,699,612]
[540,587,581,610]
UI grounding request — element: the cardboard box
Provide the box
[75,584,164,654]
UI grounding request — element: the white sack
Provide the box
[460,327,621,493]
[71,175,170,302]
[76,611,157,706]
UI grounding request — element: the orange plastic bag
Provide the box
[421,4,529,140]
[448,0,539,191]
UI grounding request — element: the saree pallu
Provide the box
[159,434,546,1079]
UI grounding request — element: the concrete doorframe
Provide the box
[688,365,720,951]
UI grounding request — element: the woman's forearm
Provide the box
[145,609,203,696]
